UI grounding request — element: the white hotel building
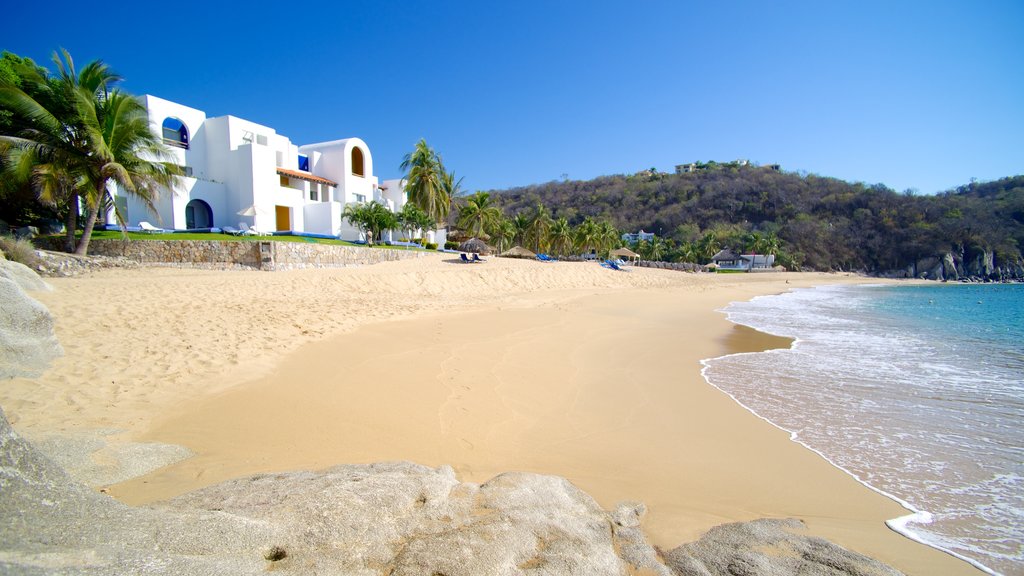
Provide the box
[111,95,440,243]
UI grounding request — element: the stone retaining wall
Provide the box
[34,238,425,271]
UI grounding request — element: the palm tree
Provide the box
[574,217,598,257]
[696,232,720,263]
[439,165,462,227]
[397,202,432,246]
[512,213,531,247]
[547,217,573,257]
[457,191,501,239]
[344,201,397,245]
[527,204,553,253]
[596,219,619,258]
[0,50,181,255]
[491,217,516,254]
[399,139,447,225]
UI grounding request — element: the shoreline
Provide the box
[707,284,1009,576]
[3,259,980,575]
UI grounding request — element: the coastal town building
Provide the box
[621,230,656,243]
[711,248,776,270]
[109,95,442,244]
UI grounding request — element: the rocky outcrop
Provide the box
[0,259,61,379]
[664,518,903,576]
[0,403,905,575]
[879,249,1024,282]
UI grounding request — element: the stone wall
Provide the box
[34,238,425,271]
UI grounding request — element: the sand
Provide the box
[3,254,979,575]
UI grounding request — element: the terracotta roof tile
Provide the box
[276,167,337,187]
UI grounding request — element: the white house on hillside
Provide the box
[110,95,443,244]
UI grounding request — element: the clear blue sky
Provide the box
[5,0,1022,194]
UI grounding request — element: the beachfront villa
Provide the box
[621,230,656,243]
[108,95,442,244]
[711,249,775,270]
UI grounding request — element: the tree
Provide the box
[0,49,181,255]
[397,202,433,245]
[343,201,397,245]
[456,191,501,239]
[491,217,516,254]
[511,213,531,247]
[547,217,573,257]
[400,139,448,225]
[439,166,463,227]
[596,219,619,258]
[527,203,553,252]
[574,217,598,257]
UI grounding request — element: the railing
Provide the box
[163,138,188,149]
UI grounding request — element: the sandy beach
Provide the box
[3,254,978,575]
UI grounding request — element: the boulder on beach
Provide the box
[0,402,906,576]
[0,276,62,380]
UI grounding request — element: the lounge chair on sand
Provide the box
[139,221,164,233]
[472,253,486,263]
[460,253,473,263]
[536,253,557,262]
[602,259,628,271]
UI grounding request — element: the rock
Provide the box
[941,253,959,281]
[0,277,62,379]
[0,406,906,576]
[664,518,904,576]
[0,259,53,292]
[14,226,39,240]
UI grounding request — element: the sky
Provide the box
[4,0,1022,194]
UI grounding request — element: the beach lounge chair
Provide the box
[139,221,164,233]
[240,222,271,236]
[472,253,486,263]
[460,253,473,263]
[536,253,557,262]
[222,225,243,236]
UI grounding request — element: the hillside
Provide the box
[486,167,1024,278]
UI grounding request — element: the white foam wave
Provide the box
[700,285,1014,575]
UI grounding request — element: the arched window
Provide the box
[162,117,189,149]
[185,199,212,229]
[351,146,365,177]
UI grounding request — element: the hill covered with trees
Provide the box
[485,166,1024,279]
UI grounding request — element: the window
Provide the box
[351,147,365,177]
[280,175,289,187]
[354,193,366,203]
[298,154,310,172]
[310,183,319,202]
[183,166,194,177]
[256,134,268,146]
[162,117,189,149]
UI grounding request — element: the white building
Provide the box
[111,95,443,244]
[621,230,656,243]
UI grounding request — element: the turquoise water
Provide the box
[703,283,1024,575]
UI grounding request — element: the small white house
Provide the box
[110,95,443,244]
[621,230,656,243]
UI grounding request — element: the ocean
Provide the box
[702,283,1024,575]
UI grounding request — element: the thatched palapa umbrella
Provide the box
[500,246,536,259]
[459,237,491,255]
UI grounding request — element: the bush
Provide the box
[445,241,459,250]
[0,235,41,269]
[425,242,438,250]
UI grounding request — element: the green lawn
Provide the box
[57,230,428,250]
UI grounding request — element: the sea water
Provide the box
[702,283,1024,575]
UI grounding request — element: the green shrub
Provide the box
[0,235,41,269]
[445,241,459,250]
[425,242,438,250]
